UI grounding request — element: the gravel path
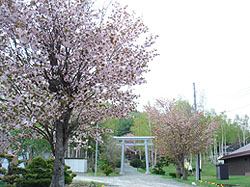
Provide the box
[74,163,195,187]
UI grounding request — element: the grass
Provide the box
[137,168,154,174]
[0,181,6,186]
[162,161,250,187]
[72,181,107,186]
[85,168,121,177]
[135,160,250,187]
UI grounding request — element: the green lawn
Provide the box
[71,181,107,187]
[162,161,250,187]
[137,160,250,187]
[85,168,121,177]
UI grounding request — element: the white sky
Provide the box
[116,0,250,119]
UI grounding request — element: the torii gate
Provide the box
[113,136,154,174]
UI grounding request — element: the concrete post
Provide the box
[120,139,125,174]
[145,140,150,174]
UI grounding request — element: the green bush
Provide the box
[26,157,51,179]
[169,172,183,178]
[169,172,177,178]
[0,155,75,186]
[2,184,14,187]
[130,158,141,168]
[16,178,51,187]
[0,181,6,185]
[98,160,107,171]
[103,164,113,176]
[114,160,121,168]
[15,156,75,187]
[140,160,146,170]
[11,167,26,175]
[152,161,165,175]
[64,165,76,184]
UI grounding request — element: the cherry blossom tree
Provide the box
[145,99,220,180]
[0,0,157,186]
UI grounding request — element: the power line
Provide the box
[226,103,250,113]
[213,86,250,99]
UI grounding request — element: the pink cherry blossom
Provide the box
[145,99,220,180]
[0,0,158,186]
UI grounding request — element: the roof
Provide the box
[219,143,250,160]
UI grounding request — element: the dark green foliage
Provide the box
[169,172,183,178]
[16,178,51,187]
[98,160,107,171]
[169,172,177,178]
[1,184,13,187]
[152,161,165,175]
[98,160,116,176]
[0,167,6,175]
[103,164,113,176]
[130,158,141,168]
[25,156,51,179]
[159,157,171,167]
[2,175,17,185]
[0,154,24,185]
[0,181,7,186]
[0,156,75,187]
[116,118,134,136]
[140,160,146,170]
[65,165,76,184]
[10,130,51,166]
[10,167,26,176]
[130,158,146,169]
[99,136,121,170]
[114,160,121,168]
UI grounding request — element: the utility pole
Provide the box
[94,123,99,176]
[193,82,201,180]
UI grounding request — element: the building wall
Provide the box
[225,156,250,175]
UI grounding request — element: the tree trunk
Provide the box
[238,130,242,147]
[151,149,154,166]
[214,139,217,164]
[178,155,187,180]
[91,151,95,172]
[154,149,157,166]
[200,153,202,169]
[218,141,221,156]
[243,129,246,146]
[181,164,187,180]
[176,164,182,179]
[50,121,67,187]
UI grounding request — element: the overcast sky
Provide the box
[114,0,250,119]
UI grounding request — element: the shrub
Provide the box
[114,160,121,168]
[130,158,141,168]
[98,160,107,171]
[64,165,76,184]
[103,164,113,176]
[0,154,25,185]
[140,160,146,170]
[15,156,75,187]
[152,161,165,175]
[1,184,14,187]
[158,157,169,167]
[169,172,183,178]
[152,167,165,175]
[16,178,51,187]
[25,157,51,179]
[169,172,176,178]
